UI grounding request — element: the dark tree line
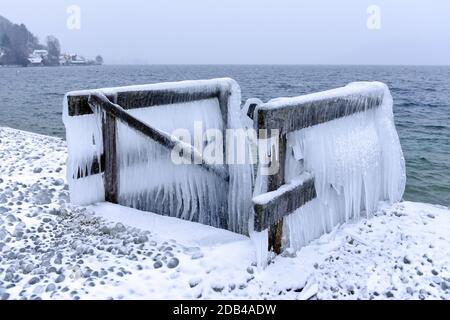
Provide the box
[45,36,61,66]
[1,15,104,67]
[0,16,60,66]
[0,19,41,66]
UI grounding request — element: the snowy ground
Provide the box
[0,126,449,300]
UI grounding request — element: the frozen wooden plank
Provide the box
[255,89,384,135]
[253,173,317,232]
[67,89,221,116]
[88,93,229,182]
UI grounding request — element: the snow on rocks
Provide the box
[311,202,450,300]
[1,127,450,300]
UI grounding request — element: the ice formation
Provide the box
[63,78,254,233]
[115,98,228,228]
[64,79,405,267]
[62,108,105,205]
[253,82,406,256]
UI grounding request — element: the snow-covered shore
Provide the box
[0,127,449,300]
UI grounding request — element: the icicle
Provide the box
[282,82,405,251]
[116,98,228,229]
[251,229,269,270]
[248,136,272,269]
[226,80,255,235]
[63,93,105,205]
[63,78,255,232]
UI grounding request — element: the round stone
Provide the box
[167,258,180,269]
[33,168,43,174]
[55,274,65,283]
[29,277,40,285]
[53,179,65,186]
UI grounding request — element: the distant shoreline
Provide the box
[0,64,103,68]
[1,64,449,68]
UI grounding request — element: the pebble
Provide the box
[46,283,56,292]
[0,207,9,214]
[23,264,35,274]
[431,276,441,284]
[29,277,40,285]
[33,167,43,174]
[191,252,204,260]
[419,289,428,299]
[212,284,225,293]
[46,266,57,274]
[114,223,126,233]
[0,230,8,241]
[153,261,163,269]
[5,214,16,223]
[53,179,65,186]
[167,258,180,269]
[55,274,65,283]
[33,285,45,295]
[134,235,148,244]
[4,273,13,282]
[83,270,92,278]
[34,193,52,205]
[100,227,112,235]
[189,278,202,288]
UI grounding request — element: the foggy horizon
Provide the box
[2,0,450,65]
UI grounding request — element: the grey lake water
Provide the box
[0,65,449,206]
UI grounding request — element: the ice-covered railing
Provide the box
[63,79,406,265]
[63,78,253,233]
[251,82,406,260]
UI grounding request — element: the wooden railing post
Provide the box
[102,98,119,204]
[253,84,385,255]
[267,133,286,254]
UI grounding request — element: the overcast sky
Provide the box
[1,0,449,65]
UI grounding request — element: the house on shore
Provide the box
[26,51,98,66]
[28,49,48,66]
[59,53,71,65]
[59,53,88,66]
[70,54,87,65]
